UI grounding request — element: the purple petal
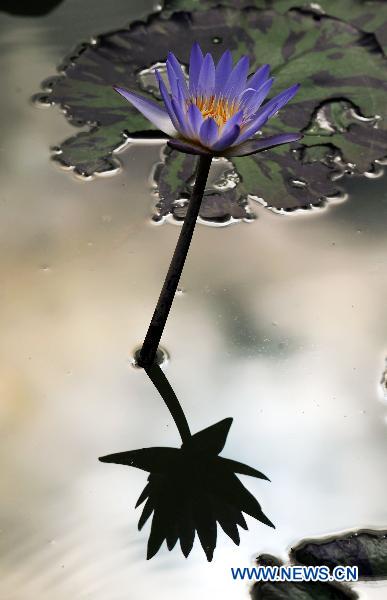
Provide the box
[114,86,175,136]
[187,103,204,137]
[223,55,249,99]
[167,51,188,98]
[189,42,203,95]
[225,132,302,157]
[176,80,195,137]
[238,87,256,104]
[212,124,240,152]
[171,96,190,138]
[167,138,211,155]
[199,117,219,147]
[235,83,300,144]
[224,109,244,129]
[258,83,301,119]
[155,70,180,131]
[215,49,233,95]
[240,78,274,117]
[235,101,279,144]
[247,64,270,91]
[198,53,215,95]
[211,110,243,151]
[166,60,179,98]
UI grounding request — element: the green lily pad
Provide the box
[274,0,387,57]
[35,5,387,218]
[154,148,255,223]
[291,529,387,579]
[164,0,387,56]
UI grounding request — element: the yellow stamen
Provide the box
[191,94,240,127]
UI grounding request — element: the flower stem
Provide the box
[137,153,213,368]
[145,363,191,442]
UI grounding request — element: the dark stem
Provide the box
[138,153,212,368]
[145,364,191,442]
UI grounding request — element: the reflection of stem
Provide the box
[145,364,191,442]
[138,154,213,368]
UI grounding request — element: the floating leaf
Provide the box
[154,148,254,223]
[36,5,387,214]
[164,0,387,57]
[232,146,341,212]
[291,529,387,579]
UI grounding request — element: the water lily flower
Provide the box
[114,42,302,157]
[100,417,273,561]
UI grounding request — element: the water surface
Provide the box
[1,2,387,599]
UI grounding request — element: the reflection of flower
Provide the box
[115,42,301,157]
[100,417,273,561]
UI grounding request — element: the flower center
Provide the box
[192,95,240,127]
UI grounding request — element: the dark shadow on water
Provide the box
[0,0,65,16]
[99,363,273,561]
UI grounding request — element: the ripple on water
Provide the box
[130,346,169,368]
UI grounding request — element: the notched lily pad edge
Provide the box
[290,527,387,581]
[151,146,257,226]
[32,9,166,180]
[251,526,387,599]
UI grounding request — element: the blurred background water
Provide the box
[1,1,387,599]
